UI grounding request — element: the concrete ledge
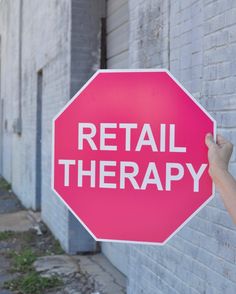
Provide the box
[74,253,127,294]
[0,210,41,232]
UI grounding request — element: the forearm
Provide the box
[214,169,236,224]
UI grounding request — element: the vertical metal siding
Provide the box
[106,0,129,69]
[101,0,129,277]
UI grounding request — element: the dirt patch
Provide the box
[1,224,102,294]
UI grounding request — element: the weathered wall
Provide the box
[0,0,20,183]
[125,0,236,293]
[0,0,105,253]
[100,0,236,292]
[1,0,236,292]
[68,0,105,253]
[0,0,72,250]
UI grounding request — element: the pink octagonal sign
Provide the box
[52,69,216,245]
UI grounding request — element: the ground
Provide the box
[0,177,126,294]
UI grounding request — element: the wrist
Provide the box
[209,166,230,187]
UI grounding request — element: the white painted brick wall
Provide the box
[0,0,104,253]
[0,0,21,183]
[0,0,72,250]
[125,0,236,293]
[1,0,236,292]
[41,49,71,251]
[94,0,236,291]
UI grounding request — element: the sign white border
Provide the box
[51,69,217,245]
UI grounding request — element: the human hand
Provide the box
[205,133,233,184]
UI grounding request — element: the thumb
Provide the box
[205,133,215,149]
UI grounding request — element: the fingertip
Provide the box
[206,133,213,138]
[205,133,213,141]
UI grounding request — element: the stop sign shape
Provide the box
[52,69,216,244]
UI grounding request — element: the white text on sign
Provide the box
[58,123,208,192]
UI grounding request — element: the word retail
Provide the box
[58,123,208,192]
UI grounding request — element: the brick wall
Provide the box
[126,0,236,293]
[0,0,72,250]
[1,0,236,292]
[41,50,71,251]
[0,0,21,183]
[0,0,105,253]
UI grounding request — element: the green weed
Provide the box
[52,239,64,255]
[0,177,11,191]
[11,248,37,272]
[4,271,62,294]
[0,231,15,241]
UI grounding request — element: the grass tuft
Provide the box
[2,225,65,293]
[0,177,11,191]
[52,239,64,255]
[4,271,62,294]
[10,249,37,272]
[0,231,15,241]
